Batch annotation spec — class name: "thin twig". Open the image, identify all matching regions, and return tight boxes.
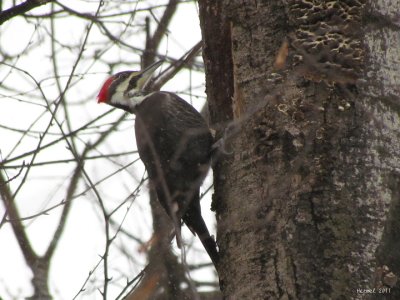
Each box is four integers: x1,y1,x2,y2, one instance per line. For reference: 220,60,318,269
116,267,148,300
2,151,138,169
0,106,118,165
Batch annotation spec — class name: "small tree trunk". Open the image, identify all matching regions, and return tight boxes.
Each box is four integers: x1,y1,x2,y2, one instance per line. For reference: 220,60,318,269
28,258,51,300
127,186,194,300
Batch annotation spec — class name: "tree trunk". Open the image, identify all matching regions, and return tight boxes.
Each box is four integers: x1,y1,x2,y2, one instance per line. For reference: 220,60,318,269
199,0,400,299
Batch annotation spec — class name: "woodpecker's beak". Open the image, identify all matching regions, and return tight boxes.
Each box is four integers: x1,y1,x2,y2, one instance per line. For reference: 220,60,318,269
135,60,164,92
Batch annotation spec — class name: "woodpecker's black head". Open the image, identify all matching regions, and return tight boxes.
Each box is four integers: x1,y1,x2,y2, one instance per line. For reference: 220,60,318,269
97,60,163,112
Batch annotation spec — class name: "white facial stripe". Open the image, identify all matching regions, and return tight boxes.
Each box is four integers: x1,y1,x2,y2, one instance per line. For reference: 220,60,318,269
128,92,154,108
110,91,154,110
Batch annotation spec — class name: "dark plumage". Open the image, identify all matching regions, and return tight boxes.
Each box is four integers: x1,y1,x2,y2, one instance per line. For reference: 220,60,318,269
134,92,219,267
97,61,220,267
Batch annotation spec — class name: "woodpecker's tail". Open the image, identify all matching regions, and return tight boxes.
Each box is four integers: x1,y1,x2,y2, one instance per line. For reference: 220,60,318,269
182,202,220,268
197,221,220,268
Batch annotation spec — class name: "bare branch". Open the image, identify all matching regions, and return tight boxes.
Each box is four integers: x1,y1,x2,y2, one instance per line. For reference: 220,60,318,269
143,0,178,65
0,0,54,25
1,107,118,165
152,41,202,91
44,163,82,260
0,171,38,266
0,161,25,183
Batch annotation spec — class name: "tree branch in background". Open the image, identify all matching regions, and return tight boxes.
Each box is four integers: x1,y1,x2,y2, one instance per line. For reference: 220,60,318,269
152,40,202,91
0,171,37,267
0,171,52,298
143,0,178,65
0,0,54,25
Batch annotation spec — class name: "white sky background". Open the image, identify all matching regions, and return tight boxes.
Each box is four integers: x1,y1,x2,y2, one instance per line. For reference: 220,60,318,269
0,1,216,299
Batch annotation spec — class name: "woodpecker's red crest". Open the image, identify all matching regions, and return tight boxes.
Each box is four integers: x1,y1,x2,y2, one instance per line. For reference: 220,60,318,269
97,76,114,103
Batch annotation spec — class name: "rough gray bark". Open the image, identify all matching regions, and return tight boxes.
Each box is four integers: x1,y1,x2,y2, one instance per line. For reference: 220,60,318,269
365,1,400,298
199,0,400,299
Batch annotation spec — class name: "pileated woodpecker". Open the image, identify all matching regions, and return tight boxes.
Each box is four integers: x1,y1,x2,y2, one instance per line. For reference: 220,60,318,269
97,61,219,267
